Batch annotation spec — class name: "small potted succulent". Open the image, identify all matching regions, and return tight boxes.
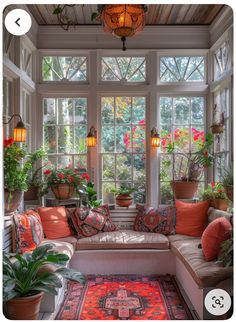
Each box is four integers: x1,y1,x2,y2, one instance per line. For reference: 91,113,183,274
201,182,229,211
111,185,137,208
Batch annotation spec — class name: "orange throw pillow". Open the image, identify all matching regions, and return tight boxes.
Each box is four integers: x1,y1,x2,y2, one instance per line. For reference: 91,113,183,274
201,217,232,261
38,206,73,239
175,200,209,237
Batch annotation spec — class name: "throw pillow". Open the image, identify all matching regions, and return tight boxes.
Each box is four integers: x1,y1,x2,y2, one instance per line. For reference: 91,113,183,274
13,209,43,253
66,205,118,238
134,204,175,235
201,217,232,261
37,206,73,239
175,200,209,237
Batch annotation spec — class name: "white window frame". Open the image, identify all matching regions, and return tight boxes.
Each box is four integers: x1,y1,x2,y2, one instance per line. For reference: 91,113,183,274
99,94,148,205
99,53,148,85
157,49,208,85
158,94,207,205
39,50,90,84
42,94,89,171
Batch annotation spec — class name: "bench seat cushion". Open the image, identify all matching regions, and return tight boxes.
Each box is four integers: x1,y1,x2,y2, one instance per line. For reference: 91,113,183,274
171,239,233,287
76,229,169,250
41,239,74,260
168,234,199,243
53,235,78,250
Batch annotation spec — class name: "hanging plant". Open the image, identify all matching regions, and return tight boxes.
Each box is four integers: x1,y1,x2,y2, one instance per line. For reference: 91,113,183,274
210,104,225,134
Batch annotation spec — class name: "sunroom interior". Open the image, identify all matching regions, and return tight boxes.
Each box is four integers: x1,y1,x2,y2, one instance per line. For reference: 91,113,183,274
2,3,234,321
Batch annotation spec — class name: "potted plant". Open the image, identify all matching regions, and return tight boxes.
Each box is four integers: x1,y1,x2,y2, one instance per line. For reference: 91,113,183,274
164,132,214,199
210,105,224,134
221,163,233,202
4,138,35,213
201,182,229,211
82,181,102,209
218,229,233,267
3,243,85,320
24,148,46,201
111,185,137,207
43,167,90,200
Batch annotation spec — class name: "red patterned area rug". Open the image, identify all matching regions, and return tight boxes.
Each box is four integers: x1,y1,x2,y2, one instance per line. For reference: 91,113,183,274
56,275,193,320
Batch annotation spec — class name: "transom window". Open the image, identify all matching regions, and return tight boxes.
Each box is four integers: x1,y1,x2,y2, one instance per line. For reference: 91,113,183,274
160,56,205,82
159,96,205,204
101,96,146,204
43,97,87,170
42,56,87,81
101,57,146,82
214,41,230,80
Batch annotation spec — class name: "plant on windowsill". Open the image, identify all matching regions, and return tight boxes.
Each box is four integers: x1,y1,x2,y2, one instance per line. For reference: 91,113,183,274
24,147,46,201
4,138,44,213
221,163,233,202
210,105,225,134
42,167,90,200
3,243,85,320
201,182,229,211
163,130,214,199
82,181,102,209
110,185,137,208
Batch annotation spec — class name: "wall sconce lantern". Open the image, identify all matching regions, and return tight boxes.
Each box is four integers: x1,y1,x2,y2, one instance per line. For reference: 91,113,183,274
3,114,27,142
86,126,97,147
151,127,160,148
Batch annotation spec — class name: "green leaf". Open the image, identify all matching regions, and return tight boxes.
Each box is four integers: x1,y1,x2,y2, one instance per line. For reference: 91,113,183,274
91,12,99,21
53,7,63,15
55,267,85,284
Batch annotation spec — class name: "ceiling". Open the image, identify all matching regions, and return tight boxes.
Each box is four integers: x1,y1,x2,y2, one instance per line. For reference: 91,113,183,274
27,4,224,26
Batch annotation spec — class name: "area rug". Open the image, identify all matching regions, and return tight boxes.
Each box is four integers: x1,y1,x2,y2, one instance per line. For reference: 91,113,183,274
56,275,193,320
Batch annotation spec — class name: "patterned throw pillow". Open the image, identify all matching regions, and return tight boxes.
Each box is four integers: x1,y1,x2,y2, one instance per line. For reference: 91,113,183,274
66,205,118,238
134,205,175,235
13,209,44,253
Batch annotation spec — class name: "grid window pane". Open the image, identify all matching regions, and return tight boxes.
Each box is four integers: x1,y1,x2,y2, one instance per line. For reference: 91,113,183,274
43,97,88,170
101,96,146,204
160,96,205,204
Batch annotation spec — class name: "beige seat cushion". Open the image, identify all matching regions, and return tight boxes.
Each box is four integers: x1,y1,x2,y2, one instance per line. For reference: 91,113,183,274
208,208,232,223
168,234,199,243
41,239,74,260
171,239,233,287
53,235,78,250
76,229,169,250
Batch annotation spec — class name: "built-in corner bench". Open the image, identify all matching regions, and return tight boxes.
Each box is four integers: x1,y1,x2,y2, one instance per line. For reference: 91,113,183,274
3,208,233,319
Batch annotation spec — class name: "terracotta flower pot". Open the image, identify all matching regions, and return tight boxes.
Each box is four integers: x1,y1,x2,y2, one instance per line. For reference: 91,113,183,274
24,186,39,201
51,184,75,200
171,181,199,199
211,199,229,211
116,194,133,207
4,190,24,213
5,292,44,320
211,124,224,134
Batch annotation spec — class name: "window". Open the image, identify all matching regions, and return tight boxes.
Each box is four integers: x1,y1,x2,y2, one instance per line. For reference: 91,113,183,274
214,41,230,80
3,77,13,138
21,45,32,77
213,88,230,180
101,96,146,204
22,90,31,149
42,56,87,81
101,57,146,82
159,96,205,204
160,56,205,82
43,97,88,170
